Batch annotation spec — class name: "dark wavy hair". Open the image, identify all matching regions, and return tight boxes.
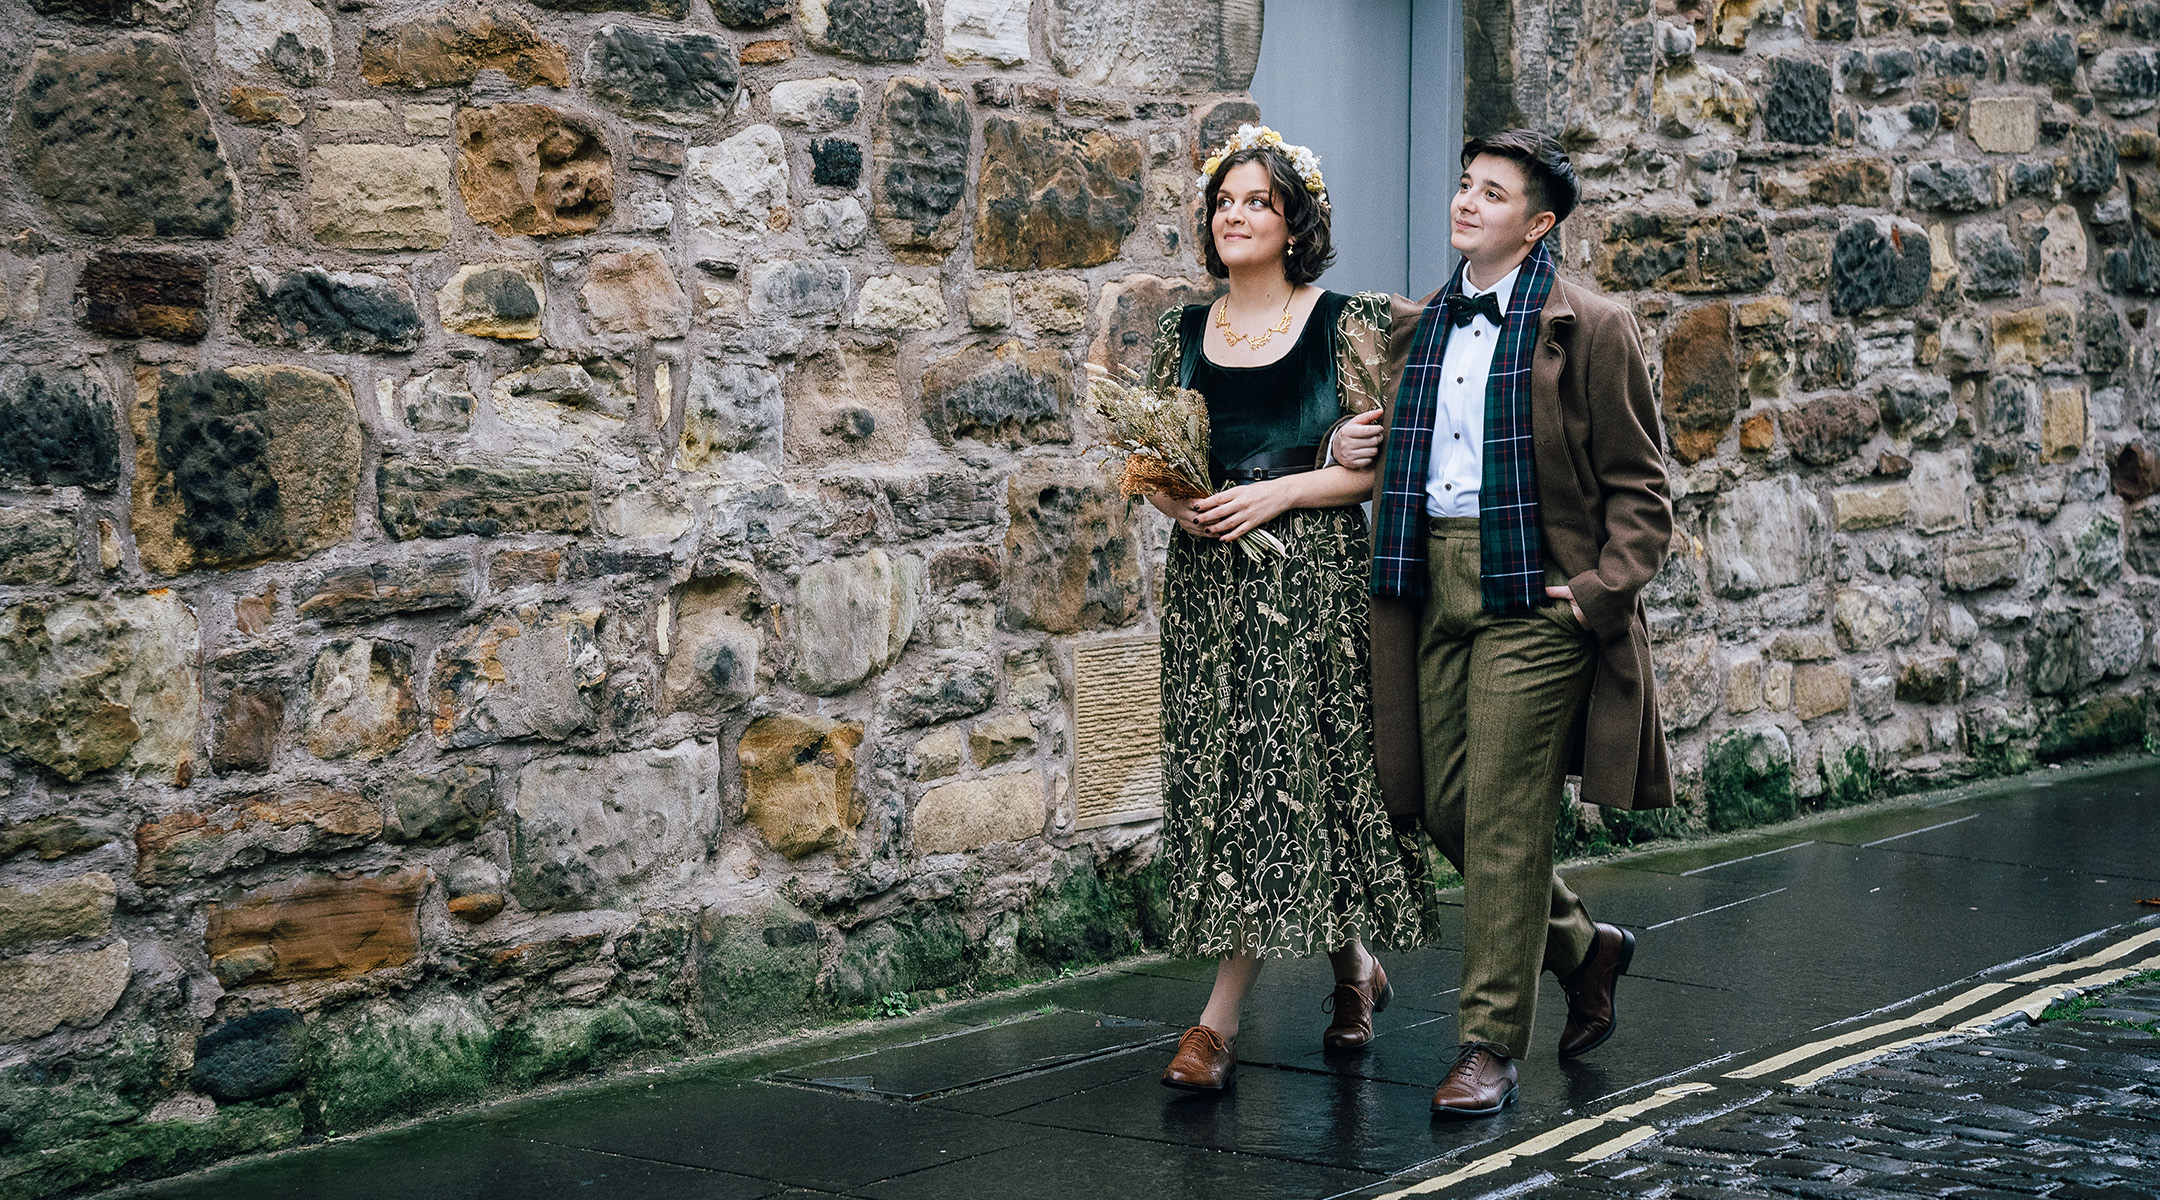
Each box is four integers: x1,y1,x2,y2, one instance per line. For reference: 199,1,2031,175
1197,146,1335,285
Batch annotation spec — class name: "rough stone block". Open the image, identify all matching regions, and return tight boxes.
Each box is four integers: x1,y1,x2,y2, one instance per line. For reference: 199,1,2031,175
801,0,930,61
922,341,1072,443
1781,393,1880,466
212,688,283,774
1991,302,2075,367
915,773,1043,853
1968,96,2038,153
968,712,1036,767
1653,63,1756,137
1830,482,1909,529
430,609,601,748
377,454,592,539
309,145,452,250
512,741,719,910
9,39,238,238
885,658,998,727
0,943,130,1043
2064,127,2119,195
1706,477,1829,598
1833,585,1926,651
587,26,736,124
0,874,115,947
1003,459,1142,631
663,583,761,714
191,1009,305,1102
0,509,77,586
854,275,947,330
1758,158,1889,209
233,267,422,353
295,554,472,624
1655,634,1720,733
2092,48,2160,103
794,550,921,693
2041,383,2086,461
377,765,496,845
360,3,569,87
304,639,418,761
129,365,361,575
810,138,863,188
772,77,864,131
870,77,972,253
804,196,870,249
944,0,1029,64
1907,448,1972,532
976,118,1144,270
1792,662,1853,720
206,872,424,984
213,0,333,83
135,787,381,884
1662,302,1738,464
0,367,120,491
1906,160,1997,211
1830,216,1930,314
583,249,689,339
1763,56,1834,144
686,125,789,240
679,360,783,466
455,106,612,237
1047,0,1261,91
1944,532,2024,590
77,252,209,343
1956,222,2025,298
1088,275,1216,378
438,262,544,340
739,714,863,858
1704,726,1795,832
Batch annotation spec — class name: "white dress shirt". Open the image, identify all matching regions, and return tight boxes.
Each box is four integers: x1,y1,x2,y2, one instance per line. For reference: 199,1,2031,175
1424,264,1520,519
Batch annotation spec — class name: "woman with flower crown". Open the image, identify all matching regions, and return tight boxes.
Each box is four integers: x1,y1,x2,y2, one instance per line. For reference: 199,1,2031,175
1148,126,1440,1092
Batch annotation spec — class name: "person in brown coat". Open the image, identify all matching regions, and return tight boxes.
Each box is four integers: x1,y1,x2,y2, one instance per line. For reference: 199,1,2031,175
1330,129,1675,1118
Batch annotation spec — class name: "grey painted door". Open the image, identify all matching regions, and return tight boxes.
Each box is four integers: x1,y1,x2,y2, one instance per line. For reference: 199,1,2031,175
1249,0,1462,298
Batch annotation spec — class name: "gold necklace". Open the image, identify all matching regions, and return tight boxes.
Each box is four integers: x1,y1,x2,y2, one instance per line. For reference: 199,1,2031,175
1214,290,1294,349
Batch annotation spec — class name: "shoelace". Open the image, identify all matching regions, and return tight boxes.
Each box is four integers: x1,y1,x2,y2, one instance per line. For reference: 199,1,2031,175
1319,981,1369,1016
1444,1046,1489,1084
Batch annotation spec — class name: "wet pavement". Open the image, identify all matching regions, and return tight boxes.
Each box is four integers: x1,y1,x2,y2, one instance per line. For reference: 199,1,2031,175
120,759,2160,1200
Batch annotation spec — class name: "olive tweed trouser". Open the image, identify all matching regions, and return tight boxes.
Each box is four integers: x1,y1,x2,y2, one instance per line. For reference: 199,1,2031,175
1418,518,1601,1059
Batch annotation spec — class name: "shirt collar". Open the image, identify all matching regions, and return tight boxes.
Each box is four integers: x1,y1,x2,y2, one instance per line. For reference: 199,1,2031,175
1462,263,1520,315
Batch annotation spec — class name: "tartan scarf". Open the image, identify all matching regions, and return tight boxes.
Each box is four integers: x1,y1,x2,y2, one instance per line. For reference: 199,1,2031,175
1371,240,1557,612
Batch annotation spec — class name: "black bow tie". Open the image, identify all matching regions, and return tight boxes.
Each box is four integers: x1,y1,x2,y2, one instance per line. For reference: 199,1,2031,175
1444,290,1505,328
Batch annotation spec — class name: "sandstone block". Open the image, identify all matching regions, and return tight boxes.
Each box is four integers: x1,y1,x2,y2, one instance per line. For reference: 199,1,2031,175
1662,302,1737,464
794,550,922,693
679,360,783,467
9,39,238,239
295,554,472,624
771,77,864,131
886,472,1000,537
1088,275,1215,377
1944,532,2023,590
360,3,569,88
130,365,361,575
801,0,929,61
914,726,964,780
1654,634,1720,733
976,118,1143,270
316,99,397,134
77,252,209,343
378,454,591,539
135,786,381,884
377,765,496,845
944,0,1029,64
234,267,422,353
512,741,719,910
2041,383,2085,462
2064,127,2118,195
588,26,736,124
430,609,601,748
456,106,612,237
305,639,418,761
873,77,972,252
1830,482,1909,530
1047,0,1261,91
0,943,130,1043
438,262,544,339
1014,276,1087,334
968,712,1035,767
685,125,789,240
583,249,689,339
309,145,451,250
1652,63,1756,137
915,774,1042,853
0,874,115,947
0,509,76,586
922,341,1071,443
0,367,120,491
1004,458,1142,631
663,587,760,714
1706,477,1829,598
206,872,424,984
1907,449,1972,532
212,688,283,774
1991,302,2075,368
1758,158,1890,209
1600,212,1774,294
785,342,907,464
1967,96,2037,154
854,275,946,330
2092,48,2160,104
1792,662,1852,720
739,715,863,858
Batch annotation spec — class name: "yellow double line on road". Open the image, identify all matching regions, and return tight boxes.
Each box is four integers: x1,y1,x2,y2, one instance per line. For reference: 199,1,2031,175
1373,924,2160,1197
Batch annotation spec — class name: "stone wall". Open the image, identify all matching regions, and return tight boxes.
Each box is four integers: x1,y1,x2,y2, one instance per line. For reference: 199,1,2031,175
0,0,1251,1189
1492,0,2160,835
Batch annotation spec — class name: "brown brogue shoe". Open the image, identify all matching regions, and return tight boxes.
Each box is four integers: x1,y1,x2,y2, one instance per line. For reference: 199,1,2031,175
1322,960,1394,1051
1430,1043,1517,1117
1557,922,1636,1059
1161,1025,1237,1091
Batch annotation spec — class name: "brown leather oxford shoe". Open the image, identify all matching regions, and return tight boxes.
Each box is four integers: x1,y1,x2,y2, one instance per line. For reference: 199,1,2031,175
1322,960,1393,1051
1430,1043,1517,1117
1161,1025,1237,1091
1558,922,1636,1059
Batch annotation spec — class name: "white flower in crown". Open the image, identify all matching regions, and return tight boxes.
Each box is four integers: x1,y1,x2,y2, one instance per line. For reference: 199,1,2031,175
1193,123,1329,205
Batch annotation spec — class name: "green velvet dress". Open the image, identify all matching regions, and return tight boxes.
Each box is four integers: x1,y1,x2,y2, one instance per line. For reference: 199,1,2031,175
1148,291,1439,960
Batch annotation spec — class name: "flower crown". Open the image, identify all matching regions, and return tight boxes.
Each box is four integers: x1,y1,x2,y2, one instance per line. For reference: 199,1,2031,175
1196,124,1328,207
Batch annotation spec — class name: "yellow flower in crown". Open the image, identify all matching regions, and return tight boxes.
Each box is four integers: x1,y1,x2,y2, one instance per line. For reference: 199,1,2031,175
1194,123,1328,207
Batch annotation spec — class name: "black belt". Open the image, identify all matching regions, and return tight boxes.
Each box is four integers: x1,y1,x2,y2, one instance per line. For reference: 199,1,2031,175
1212,446,1321,485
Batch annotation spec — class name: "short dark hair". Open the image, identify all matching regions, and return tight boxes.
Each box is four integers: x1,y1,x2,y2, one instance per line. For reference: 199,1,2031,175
1197,146,1335,285
1461,129,1580,233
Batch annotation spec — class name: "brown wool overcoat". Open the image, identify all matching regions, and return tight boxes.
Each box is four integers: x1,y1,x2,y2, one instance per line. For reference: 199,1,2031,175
1360,276,1677,813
